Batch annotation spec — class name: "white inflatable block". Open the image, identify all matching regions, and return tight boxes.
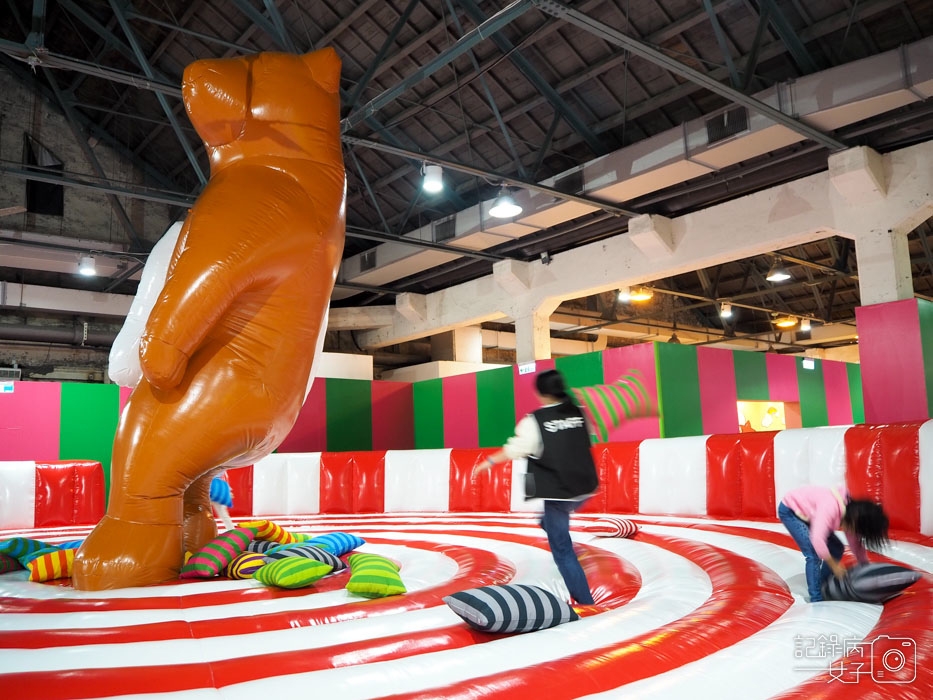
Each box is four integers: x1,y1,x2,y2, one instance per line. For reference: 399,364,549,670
285,454,321,515
0,461,36,529
251,454,290,515
773,429,812,514
384,449,452,512
806,426,850,489
638,435,709,515
918,420,933,535
510,458,543,513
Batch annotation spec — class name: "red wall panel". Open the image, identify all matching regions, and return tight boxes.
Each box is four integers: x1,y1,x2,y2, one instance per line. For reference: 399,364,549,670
449,449,511,512
706,435,744,517
593,442,640,513
738,432,777,517
278,380,327,453
320,451,386,513
443,374,479,448
577,445,608,514
844,426,884,502
371,382,414,450
319,452,354,513
34,460,104,527
352,451,386,513
225,465,253,517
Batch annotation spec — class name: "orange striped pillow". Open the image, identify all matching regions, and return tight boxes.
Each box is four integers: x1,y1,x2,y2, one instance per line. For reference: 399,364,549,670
238,520,298,545
26,548,76,582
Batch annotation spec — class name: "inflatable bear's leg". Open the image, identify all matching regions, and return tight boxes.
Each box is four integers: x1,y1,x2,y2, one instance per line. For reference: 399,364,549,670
183,471,221,553
74,381,250,590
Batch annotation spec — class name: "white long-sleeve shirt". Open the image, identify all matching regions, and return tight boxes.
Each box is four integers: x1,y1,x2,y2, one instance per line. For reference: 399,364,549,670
502,403,594,461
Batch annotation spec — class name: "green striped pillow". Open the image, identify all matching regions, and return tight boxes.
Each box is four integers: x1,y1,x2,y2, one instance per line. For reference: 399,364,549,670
254,557,332,589
179,526,256,579
345,553,406,598
0,538,52,566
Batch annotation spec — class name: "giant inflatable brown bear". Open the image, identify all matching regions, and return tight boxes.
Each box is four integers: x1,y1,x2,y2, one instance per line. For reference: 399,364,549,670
73,49,345,590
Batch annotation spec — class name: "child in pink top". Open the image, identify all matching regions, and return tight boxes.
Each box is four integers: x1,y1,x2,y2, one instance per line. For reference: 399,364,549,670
779,485,888,602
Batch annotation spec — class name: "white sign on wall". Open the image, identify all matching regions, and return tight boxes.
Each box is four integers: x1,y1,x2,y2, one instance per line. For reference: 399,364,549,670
518,362,537,376
0,382,13,394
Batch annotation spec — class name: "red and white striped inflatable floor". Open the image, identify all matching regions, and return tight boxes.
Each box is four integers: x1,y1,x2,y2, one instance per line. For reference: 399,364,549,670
2,513,932,699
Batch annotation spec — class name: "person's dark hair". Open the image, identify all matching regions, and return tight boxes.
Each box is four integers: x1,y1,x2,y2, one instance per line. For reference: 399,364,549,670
535,369,569,401
844,500,889,550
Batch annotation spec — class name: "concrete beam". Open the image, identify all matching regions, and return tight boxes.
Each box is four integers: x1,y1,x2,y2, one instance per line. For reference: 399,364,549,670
493,259,533,296
0,282,133,317
628,213,676,259
829,146,886,205
326,306,395,330
357,141,933,351
396,292,428,323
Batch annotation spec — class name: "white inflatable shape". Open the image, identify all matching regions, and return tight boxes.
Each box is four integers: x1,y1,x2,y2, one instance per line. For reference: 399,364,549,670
384,449,452,512
108,222,183,388
109,222,326,402
0,461,38,529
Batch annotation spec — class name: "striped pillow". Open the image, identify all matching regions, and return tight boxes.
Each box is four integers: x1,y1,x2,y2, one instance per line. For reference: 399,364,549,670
254,557,332,588
580,517,639,538
0,553,22,574
822,563,922,603
265,544,346,572
246,539,279,554
238,520,298,545
444,584,579,633
345,553,406,598
179,526,256,579
26,548,76,582
307,532,365,556
571,370,656,442
224,552,268,580
0,538,52,566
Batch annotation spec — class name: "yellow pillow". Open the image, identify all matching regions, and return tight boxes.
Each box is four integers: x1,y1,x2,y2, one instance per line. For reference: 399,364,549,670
345,553,406,598
238,520,298,545
254,557,332,589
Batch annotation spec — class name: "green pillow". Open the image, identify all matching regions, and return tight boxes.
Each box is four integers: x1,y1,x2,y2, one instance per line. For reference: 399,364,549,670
0,538,52,566
254,557,332,589
345,553,406,598
179,526,256,579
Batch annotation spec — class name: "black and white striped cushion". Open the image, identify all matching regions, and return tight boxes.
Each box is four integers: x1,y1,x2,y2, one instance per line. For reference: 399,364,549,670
443,584,579,633
822,562,921,603
263,544,346,572
246,539,279,554
580,516,638,538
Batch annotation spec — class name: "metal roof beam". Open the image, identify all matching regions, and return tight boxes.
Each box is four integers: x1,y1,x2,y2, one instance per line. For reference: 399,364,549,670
532,0,847,151
702,0,740,88
755,0,818,74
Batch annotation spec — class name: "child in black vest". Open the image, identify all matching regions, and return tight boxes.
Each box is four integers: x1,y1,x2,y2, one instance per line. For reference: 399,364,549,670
474,369,598,605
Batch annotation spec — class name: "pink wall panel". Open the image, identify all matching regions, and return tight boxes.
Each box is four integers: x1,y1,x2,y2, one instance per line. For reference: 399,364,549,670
118,387,133,417
823,360,854,425
371,381,414,450
856,299,927,423
766,354,799,402
443,373,478,448
697,347,739,435
513,358,555,423
277,379,327,453
0,381,61,461
601,344,660,441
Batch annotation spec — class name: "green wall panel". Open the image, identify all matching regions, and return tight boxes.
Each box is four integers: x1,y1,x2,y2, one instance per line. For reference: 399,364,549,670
476,367,516,448
847,362,865,424
554,350,604,390
325,379,372,451
413,378,444,449
917,298,933,418
59,383,120,502
733,350,769,400
796,357,829,427
655,343,703,438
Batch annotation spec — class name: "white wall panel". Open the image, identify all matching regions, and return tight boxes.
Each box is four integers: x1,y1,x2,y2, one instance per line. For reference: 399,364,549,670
918,420,933,535
251,454,290,515
638,436,709,515
384,449,451,512
284,454,321,515
0,461,35,529
807,426,850,489
773,429,811,514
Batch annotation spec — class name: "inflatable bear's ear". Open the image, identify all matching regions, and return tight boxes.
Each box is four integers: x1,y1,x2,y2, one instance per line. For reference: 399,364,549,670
182,57,249,147
302,47,341,94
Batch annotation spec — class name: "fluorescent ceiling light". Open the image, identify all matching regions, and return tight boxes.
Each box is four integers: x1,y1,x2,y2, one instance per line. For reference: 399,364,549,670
78,255,96,276
489,188,522,218
422,163,443,193
720,302,732,318
800,318,811,332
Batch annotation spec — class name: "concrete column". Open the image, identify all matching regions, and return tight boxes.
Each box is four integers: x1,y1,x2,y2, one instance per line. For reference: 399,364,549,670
514,307,555,364
854,228,913,306
430,325,483,363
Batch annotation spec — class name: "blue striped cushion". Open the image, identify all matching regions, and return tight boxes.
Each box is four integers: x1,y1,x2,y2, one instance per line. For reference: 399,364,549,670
306,532,365,556
444,584,579,633
265,544,346,572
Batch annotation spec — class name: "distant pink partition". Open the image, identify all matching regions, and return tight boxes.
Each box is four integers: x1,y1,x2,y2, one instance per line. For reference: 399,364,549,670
443,373,478,448
601,343,660,441
857,299,927,423
278,379,327,453
766,354,799,402
0,381,61,461
118,387,133,417
513,358,556,424
697,347,739,434
371,381,414,450
823,360,853,425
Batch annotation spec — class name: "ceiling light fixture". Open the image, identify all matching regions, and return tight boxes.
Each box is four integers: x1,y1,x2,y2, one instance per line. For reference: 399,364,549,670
720,302,732,318
618,286,631,302
422,163,443,193
775,316,797,328
630,286,654,301
766,259,791,282
78,255,97,277
489,188,522,218
800,318,812,332
668,331,681,344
